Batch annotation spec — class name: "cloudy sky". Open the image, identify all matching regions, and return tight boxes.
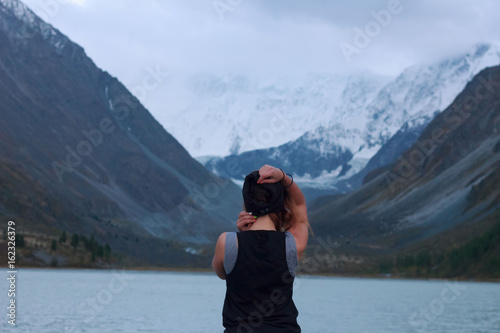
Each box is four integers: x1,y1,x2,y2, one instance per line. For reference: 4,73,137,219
20,0,500,81
18,0,500,152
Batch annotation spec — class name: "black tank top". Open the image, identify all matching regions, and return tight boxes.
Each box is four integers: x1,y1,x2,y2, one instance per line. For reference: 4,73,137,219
222,230,301,332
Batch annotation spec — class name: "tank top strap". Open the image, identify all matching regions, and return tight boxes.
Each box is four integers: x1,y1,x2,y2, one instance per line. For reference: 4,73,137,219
224,231,297,276
285,231,298,276
223,232,238,275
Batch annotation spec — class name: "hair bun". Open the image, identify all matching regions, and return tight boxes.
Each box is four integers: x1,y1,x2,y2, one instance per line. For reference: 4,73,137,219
242,170,285,217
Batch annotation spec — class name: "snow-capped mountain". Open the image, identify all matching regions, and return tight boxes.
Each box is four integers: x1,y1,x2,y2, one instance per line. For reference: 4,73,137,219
0,0,70,52
160,71,390,157
308,64,500,269
204,43,500,189
364,43,500,147
160,43,499,167
328,42,500,179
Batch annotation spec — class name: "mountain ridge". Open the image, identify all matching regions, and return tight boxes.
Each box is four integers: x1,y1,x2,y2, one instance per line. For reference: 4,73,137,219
202,43,500,193
0,0,240,267
305,65,500,275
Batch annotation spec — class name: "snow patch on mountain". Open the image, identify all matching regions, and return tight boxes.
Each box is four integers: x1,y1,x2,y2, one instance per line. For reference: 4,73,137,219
160,43,500,170
363,43,500,148
201,43,500,190
160,71,390,157
337,43,500,169
0,0,70,52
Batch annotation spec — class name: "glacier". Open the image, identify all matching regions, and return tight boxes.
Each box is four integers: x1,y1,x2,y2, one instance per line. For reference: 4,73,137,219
160,43,500,187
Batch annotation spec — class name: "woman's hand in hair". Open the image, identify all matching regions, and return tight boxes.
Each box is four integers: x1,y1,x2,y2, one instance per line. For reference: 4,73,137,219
236,211,257,231
258,165,310,258
257,164,283,184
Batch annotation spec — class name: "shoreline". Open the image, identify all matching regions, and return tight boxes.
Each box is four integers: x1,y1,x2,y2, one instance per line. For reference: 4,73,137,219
5,265,500,283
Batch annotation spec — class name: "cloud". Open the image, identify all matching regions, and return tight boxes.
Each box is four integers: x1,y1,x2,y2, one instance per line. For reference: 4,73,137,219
19,0,500,81
67,0,85,6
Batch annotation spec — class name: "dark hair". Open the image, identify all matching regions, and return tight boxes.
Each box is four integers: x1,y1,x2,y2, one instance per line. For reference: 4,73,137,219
269,192,296,231
242,171,284,217
242,170,297,231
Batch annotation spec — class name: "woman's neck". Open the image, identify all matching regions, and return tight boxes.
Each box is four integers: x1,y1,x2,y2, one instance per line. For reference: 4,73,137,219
248,215,276,231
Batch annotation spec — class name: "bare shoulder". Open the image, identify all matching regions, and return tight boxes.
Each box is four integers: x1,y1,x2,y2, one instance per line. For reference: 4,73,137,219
212,232,229,279
216,232,228,249
217,232,228,242
287,216,309,260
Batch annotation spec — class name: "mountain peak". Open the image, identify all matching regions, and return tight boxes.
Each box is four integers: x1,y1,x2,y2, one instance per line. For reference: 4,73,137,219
469,42,500,59
0,0,241,265
0,0,70,52
204,42,500,191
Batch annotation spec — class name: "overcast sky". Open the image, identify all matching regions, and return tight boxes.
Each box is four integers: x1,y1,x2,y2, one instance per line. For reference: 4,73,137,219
20,0,500,84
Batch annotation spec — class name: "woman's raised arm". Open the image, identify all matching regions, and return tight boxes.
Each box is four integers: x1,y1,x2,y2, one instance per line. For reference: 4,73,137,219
257,165,309,259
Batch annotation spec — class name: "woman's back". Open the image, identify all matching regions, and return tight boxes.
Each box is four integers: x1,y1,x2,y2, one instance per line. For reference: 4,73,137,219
213,165,310,332
222,230,301,333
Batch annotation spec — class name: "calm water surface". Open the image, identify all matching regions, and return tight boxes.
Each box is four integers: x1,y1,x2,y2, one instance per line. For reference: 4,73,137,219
1,269,499,332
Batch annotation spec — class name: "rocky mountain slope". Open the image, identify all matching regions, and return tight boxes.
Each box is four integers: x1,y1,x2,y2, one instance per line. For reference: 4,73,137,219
0,0,240,267
204,44,500,192
305,65,500,273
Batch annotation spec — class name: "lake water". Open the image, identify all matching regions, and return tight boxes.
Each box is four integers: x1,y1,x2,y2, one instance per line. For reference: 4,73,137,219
1,269,499,332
